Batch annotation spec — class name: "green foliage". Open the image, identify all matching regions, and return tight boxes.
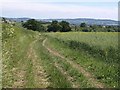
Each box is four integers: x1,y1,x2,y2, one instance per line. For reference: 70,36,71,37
47,20,62,32
47,21,71,32
22,19,45,32
2,17,7,23
2,23,15,39
71,23,118,32
60,21,71,32
80,23,87,27
82,28,90,32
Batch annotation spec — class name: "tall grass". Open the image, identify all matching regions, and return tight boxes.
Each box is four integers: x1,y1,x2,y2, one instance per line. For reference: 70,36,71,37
46,32,118,64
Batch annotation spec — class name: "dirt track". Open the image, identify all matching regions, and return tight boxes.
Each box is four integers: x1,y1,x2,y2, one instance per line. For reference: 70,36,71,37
43,38,104,88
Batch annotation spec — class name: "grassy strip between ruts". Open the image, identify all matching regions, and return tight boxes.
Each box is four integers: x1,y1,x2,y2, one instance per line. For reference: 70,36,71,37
25,35,50,88
34,37,72,88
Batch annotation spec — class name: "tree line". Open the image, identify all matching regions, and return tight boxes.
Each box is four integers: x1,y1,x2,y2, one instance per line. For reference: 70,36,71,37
22,19,119,32
73,23,118,32
22,19,71,32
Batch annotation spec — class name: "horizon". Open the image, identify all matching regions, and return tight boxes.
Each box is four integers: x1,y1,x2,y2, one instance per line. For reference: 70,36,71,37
2,0,119,20
2,16,118,21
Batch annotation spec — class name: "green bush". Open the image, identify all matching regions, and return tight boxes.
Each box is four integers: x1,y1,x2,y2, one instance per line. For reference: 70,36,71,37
22,19,45,32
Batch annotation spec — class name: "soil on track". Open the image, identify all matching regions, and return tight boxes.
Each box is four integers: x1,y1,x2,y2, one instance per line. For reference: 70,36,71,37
13,37,50,88
27,37,50,88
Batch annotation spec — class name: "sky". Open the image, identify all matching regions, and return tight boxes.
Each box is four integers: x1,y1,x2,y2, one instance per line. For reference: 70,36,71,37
1,0,119,20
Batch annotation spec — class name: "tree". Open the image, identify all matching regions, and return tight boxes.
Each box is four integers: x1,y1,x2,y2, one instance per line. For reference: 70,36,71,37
47,20,62,32
90,25,97,32
47,20,71,32
22,19,45,32
2,17,7,23
59,21,71,32
82,29,89,32
80,23,87,27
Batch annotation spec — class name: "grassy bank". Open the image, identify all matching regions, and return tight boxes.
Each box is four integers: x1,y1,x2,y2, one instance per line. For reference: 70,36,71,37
2,23,37,87
45,32,119,87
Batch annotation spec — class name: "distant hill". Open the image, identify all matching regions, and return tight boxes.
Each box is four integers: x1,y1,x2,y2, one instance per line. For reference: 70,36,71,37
6,17,31,22
4,17,118,26
41,18,118,26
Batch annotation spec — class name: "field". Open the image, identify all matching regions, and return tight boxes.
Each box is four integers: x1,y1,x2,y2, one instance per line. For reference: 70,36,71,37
45,32,118,63
2,22,119,88
45,32,119,87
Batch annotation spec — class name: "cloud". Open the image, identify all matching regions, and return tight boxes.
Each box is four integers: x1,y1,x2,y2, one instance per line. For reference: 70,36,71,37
2,1,118,20
2,0,119,2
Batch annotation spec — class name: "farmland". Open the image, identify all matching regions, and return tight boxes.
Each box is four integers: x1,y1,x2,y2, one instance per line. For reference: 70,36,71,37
45,32,119,87
2,22,119,88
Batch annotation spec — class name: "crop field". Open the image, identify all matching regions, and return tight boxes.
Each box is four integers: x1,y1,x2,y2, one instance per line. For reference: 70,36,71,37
46,32,118,49
45,32,118,63
2,22,119,88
